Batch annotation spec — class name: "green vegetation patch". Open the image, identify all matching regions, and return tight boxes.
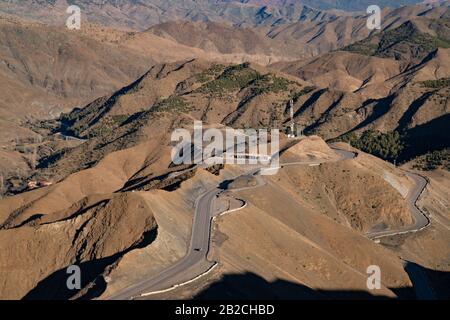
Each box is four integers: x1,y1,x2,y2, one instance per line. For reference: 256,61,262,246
251,74,296,95
338,130,405,162
421,78,450,89
290,86,315,100
378,26,450,53
88,125,114,138
198,62,261,97
195,64,226,83
152,96,192,113
65,122,86,137
343,21,450,58
111,114,129,125
343,41,378,56
413,149,450,171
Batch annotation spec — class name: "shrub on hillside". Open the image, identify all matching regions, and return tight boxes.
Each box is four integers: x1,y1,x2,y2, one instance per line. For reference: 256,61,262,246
413,149,450,171
336,130,404,162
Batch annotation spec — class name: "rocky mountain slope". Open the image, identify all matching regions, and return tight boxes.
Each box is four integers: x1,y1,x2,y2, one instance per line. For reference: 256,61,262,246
2,129,447,299
8,0,442,186
0,192,157,299
0,0,345,30
0,0,444,31
0,14,152,193
233,0,423,11
271,16,450,163
142,3,449,61
24,60,307,185
0,60,447,300
0,0,448,300
3,8,448,194
0,16,151,120
33,33,448,185
159,151,449,300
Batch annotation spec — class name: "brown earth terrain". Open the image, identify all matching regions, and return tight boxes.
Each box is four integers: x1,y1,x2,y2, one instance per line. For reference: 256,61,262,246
0,192,158,299
129,140,448,300
0,130,446,299
0,0,448,301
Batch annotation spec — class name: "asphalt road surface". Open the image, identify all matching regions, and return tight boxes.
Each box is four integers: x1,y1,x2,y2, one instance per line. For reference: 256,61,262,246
108,187,219,300
108,146,429,299
367,172,429,239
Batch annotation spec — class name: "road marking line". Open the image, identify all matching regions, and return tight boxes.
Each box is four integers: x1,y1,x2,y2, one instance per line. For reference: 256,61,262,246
139,263,218,297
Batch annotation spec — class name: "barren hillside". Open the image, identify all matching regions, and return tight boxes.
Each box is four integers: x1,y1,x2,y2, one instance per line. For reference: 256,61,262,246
2,133,445,299
0,0,448,302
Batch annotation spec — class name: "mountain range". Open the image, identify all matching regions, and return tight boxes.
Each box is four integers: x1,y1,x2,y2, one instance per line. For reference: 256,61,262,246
231,0,424,11
0,0,432,30
0,0,448,301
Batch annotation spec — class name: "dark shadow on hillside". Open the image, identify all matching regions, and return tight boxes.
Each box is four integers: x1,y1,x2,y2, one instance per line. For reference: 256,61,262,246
396,91,435,131
293,88,327,119
304,92,344,134
120,166,196,192
22,228,158,300
60,70,151,137
351,95,395,132
218,179,233,190
195,265,450,300
401,261,450,300
120,111,145,127
195,272,392,300
400,114,450,161
9,214,44,229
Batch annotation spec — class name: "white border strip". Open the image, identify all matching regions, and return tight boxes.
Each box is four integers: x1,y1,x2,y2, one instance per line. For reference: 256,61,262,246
138,199,247,297
140,263,218,297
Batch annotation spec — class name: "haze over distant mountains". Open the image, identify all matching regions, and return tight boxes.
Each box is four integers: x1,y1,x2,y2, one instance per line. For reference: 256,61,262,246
229,0,424,11
0,0,449,301
0,0,432,30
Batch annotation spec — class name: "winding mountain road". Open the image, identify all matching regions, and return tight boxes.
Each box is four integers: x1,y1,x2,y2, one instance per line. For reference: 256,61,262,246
367,172,429,239
108,146,429,300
